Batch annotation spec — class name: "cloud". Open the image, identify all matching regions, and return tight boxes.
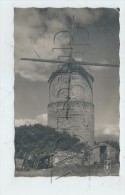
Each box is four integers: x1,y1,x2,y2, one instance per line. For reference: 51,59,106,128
15,113,48,127
14,8,65,81
14,8,118,82
103,125,119,136
95,123,119,141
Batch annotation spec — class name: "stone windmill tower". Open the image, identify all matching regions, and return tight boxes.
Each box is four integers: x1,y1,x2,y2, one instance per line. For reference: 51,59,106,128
48,61,94,147
21,16,119,148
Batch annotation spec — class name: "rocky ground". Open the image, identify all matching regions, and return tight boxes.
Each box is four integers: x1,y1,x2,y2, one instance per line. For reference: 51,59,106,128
15,163,119,177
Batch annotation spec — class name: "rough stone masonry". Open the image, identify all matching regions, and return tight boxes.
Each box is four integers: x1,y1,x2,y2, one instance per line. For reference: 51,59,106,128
48,62,94,147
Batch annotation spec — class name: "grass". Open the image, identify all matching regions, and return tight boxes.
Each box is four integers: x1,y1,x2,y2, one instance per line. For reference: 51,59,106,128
15,163,119,177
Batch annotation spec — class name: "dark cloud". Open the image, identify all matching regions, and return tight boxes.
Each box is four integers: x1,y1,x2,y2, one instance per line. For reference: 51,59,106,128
14,8,119,81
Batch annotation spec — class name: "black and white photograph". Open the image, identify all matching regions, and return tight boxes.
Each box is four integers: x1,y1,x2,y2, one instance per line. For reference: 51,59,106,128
14,8,120,177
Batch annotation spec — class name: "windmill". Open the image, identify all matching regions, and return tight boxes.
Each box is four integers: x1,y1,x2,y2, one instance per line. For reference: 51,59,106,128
21,16,119,146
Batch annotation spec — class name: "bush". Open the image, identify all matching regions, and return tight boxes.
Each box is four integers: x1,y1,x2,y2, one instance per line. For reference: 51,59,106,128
15,124,86,159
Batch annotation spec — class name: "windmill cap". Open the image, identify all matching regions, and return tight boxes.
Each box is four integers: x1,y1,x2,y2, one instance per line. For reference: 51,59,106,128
48,61,94,84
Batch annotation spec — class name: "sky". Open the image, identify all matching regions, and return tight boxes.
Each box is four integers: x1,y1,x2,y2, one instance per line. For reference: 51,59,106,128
14,8,119,141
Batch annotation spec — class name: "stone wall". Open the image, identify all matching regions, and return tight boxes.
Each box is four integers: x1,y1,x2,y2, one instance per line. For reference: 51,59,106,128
91,148,100,165
49,73,93,103
53,150,83,167
48,70,94,147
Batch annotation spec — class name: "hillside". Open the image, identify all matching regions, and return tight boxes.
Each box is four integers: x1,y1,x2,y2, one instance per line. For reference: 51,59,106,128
15,124,87,159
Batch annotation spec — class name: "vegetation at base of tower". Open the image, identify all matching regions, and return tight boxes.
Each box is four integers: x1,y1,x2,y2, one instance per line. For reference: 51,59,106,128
15,124,88,159
103,140,120,152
